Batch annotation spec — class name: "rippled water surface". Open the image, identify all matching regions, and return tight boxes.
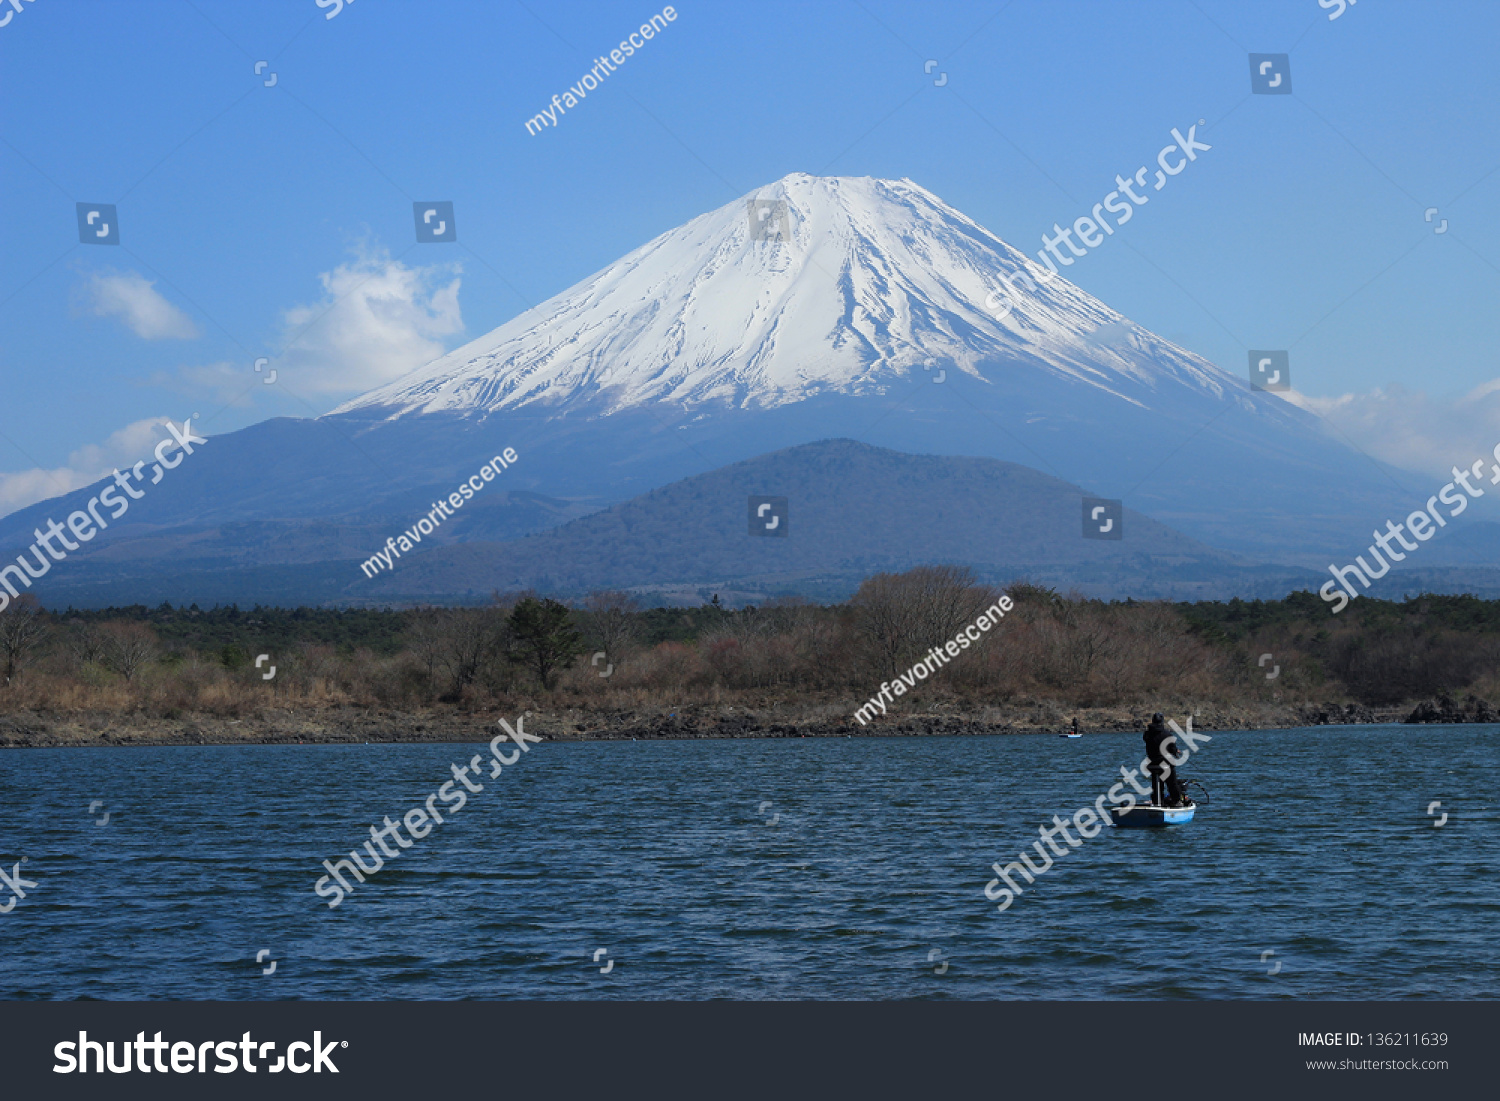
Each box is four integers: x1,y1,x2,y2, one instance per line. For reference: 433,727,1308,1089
1,725,1496,999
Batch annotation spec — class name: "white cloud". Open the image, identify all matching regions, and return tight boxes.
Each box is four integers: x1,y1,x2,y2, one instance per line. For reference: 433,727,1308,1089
153,244,464,404
83,270,200,340
0,417,201,520
1286,380,1500,478
275,245,463,395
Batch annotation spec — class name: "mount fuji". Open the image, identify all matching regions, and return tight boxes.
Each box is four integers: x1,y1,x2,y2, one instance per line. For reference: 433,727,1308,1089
1,173,1439,605
320,172,1410,560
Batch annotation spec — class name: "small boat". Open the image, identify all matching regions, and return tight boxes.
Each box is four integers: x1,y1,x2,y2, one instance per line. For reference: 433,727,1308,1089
1059,732,1082,738
1110,801,1196,827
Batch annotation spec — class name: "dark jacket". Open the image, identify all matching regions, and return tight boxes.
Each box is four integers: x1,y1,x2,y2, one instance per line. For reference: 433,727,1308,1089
1143,719,1170,764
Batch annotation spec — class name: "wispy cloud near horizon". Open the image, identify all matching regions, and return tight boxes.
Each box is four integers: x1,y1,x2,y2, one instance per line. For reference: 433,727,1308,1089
0,417,201,521
1288,380,1500,482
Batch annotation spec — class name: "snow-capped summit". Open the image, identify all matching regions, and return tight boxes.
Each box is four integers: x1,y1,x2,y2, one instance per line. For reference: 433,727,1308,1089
330,173,1262,422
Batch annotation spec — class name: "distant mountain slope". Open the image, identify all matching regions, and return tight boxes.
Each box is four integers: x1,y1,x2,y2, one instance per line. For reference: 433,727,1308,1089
357,439,1318,602
24,440,1500,610
0,476,601,608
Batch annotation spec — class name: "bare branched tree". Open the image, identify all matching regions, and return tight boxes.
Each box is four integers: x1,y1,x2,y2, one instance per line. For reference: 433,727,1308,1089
444,608,506,694
1054,599,1116,685
405,604,510,697
580,590,639,663
0,594,48,684
66,620,110,668
850,565,997,675
99,620,160,682
403,607,448,683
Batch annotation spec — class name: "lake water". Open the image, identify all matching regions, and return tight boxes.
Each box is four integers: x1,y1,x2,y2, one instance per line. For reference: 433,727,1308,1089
1,724,1495,1000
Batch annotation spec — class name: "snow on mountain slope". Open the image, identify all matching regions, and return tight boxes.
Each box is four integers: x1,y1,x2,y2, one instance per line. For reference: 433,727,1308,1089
331,173,1289,424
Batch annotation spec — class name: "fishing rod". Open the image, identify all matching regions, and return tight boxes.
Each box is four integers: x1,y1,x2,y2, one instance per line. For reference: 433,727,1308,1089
1180,778,1211,806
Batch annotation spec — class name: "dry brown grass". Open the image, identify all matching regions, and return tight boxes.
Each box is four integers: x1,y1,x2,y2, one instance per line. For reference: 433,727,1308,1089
0,583,1480,727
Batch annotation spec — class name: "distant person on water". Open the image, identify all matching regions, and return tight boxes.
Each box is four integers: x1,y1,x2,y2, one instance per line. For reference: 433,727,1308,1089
1143,712,1188,807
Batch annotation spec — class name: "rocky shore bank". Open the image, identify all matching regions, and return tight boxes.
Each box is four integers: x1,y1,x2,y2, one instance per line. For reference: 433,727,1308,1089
0,694,1477,748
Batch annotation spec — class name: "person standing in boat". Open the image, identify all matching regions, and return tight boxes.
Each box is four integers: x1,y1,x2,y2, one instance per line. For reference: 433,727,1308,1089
1143,713,1187,807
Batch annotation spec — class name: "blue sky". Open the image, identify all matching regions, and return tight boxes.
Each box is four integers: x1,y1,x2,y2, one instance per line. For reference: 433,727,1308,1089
3,0,1499,515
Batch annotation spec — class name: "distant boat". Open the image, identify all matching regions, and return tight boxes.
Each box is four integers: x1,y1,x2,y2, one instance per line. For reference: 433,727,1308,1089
1059,732,1082,738
1110,802,1196,827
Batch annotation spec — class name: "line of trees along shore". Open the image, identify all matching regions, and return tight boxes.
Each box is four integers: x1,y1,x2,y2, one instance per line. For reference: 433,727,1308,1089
3,567,1499,716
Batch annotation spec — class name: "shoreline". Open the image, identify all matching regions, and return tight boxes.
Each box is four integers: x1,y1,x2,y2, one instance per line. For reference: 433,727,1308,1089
0,700,1428,748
